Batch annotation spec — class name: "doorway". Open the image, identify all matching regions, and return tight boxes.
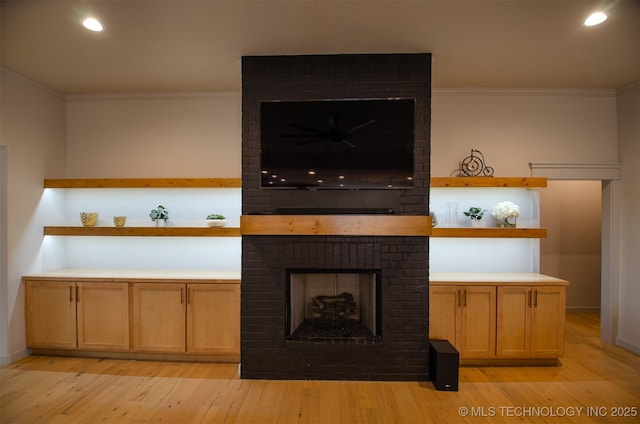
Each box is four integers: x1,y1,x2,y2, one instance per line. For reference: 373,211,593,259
530,162,622,345
0,146,7,361
540,180,602,312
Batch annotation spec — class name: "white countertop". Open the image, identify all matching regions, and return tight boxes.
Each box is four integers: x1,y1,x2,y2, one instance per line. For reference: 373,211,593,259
24,270,568,285
429,272,569,285
24,268,241,281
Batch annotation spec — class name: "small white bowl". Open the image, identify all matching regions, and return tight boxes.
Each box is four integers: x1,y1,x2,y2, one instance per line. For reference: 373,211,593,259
206,219,227,227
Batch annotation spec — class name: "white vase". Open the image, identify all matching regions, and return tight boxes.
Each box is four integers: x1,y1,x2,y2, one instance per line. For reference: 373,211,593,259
498,217,517,228
471,219,485,228
206,219,227,227
155,219,166,227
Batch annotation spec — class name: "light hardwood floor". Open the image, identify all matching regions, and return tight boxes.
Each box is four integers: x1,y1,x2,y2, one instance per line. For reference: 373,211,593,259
1,313,638,423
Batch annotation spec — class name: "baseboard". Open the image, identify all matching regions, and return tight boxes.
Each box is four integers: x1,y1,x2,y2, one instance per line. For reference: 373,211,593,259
566,307,601,313
0,348,29,365
615,337,640,355
460,358,560,367
29,348,239,363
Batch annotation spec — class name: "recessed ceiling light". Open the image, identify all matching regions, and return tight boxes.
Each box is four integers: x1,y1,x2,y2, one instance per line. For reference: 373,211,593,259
82,17,104,32
584,11,607,26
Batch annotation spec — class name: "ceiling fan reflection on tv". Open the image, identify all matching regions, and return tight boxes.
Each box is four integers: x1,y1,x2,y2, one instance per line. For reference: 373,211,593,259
281,115,376,148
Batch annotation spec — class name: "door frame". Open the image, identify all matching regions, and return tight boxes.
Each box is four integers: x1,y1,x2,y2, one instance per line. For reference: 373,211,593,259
530,162,622,345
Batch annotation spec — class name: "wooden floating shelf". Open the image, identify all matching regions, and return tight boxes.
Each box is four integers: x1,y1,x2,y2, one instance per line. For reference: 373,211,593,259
43,177,545,189
241,215,432,236
43,226,242,237
430,177,547,188
430,227,547,238
43,178,242,188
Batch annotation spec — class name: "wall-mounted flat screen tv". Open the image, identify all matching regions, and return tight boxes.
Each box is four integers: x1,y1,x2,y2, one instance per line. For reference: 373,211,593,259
260,98,415,189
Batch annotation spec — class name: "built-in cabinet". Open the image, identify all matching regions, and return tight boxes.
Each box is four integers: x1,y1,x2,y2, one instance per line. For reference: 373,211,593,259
29,178,243,361
133,283,185,353
26,281,78,350
429,273,568,361
428,176,568,363
26,280,129,351
133,282,240,354
429,285,496,358
24,274,240,360
496,285,566,358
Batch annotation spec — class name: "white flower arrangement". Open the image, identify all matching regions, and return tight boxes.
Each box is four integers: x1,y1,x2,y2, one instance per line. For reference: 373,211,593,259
491,201,520,227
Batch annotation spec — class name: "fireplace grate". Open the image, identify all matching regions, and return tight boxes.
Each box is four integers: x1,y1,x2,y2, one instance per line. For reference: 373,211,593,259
291,317,377,340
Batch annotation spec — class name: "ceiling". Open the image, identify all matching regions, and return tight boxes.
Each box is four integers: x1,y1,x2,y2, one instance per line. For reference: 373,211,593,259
1,0,638,95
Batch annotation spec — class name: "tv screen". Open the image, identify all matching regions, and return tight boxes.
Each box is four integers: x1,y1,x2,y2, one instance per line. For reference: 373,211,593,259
260,98,415,189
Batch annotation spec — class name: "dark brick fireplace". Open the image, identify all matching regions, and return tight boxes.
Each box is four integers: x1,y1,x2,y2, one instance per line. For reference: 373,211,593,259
241,54,431,381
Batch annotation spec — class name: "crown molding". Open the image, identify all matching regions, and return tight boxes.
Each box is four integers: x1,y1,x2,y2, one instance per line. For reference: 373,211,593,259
529,162,622,180
432,88,616,98
66,91,241,102
1,67,66,101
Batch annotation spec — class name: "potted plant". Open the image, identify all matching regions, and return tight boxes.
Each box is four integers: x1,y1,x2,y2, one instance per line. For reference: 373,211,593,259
150,205,169,226
206,213,226,227
463,207,487,227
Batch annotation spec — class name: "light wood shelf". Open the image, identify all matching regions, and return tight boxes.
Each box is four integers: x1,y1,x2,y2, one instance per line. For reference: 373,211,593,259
430,227,546,238
241,215,432,236
430,177,546,188
43,226,242,237
43,177,544,189
44,178,242,188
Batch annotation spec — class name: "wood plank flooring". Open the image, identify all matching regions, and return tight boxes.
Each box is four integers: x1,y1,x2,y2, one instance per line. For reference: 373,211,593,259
1,313,638,423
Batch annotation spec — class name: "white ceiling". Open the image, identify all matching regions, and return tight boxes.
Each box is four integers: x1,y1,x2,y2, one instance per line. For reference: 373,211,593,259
1,0,639,95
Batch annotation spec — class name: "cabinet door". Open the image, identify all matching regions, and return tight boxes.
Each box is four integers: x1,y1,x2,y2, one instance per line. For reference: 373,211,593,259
429,286,460,349
25,281,77,349
496,286,530,357
132,283,186,353
77,282,130,351
531,286,566,357
187,283,240,354
460,286,496,358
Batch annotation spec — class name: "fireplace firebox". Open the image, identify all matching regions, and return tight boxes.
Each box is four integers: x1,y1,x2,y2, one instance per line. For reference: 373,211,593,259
287,270,381,342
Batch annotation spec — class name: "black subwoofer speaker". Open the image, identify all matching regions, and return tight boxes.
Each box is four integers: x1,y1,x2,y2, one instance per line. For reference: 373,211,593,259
429,339,459,391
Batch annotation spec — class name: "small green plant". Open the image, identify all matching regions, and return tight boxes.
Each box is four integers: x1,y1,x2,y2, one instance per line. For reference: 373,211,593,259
206,213,225,220
149,205,169,221
463,207,486,220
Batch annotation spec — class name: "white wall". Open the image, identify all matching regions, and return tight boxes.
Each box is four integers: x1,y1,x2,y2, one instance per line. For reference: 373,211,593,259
58,93,244,273
0,69,67,363
66,93,241,178
431,89,618,177
616,81,640,354
65,89,618,180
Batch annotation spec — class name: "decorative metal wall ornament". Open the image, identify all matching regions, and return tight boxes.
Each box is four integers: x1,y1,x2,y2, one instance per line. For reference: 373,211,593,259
459,149,494,177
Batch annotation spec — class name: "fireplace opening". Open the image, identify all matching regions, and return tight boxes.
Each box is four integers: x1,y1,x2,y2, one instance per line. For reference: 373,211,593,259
286,269,381,342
